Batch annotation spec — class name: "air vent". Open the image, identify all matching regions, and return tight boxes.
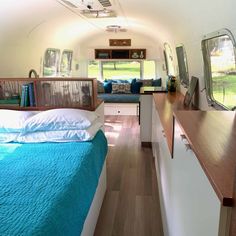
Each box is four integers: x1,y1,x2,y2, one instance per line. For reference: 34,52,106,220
59,0,116,18
98,0,112,7
60,0,79,8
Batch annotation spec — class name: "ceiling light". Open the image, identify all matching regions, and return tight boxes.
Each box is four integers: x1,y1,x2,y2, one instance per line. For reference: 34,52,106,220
81,9,116,18
106,25,127,33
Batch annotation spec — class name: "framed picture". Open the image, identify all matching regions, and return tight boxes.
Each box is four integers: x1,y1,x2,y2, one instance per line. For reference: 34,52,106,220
183,76,198,106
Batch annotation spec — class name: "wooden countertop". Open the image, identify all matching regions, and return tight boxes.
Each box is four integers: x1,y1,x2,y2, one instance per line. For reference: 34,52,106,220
153,92,236,206
174,110,236,206
153,92,195,154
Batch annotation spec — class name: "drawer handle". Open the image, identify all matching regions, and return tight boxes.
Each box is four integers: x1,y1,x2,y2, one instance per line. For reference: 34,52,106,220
180,134,187,140
162,130,166,138
185,143,192,151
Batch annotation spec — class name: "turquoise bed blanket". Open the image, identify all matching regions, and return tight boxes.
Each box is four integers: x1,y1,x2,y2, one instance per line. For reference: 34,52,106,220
0,130,107,236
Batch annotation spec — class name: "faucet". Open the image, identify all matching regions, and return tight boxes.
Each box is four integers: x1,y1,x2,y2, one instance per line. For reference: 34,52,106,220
28,69,39,78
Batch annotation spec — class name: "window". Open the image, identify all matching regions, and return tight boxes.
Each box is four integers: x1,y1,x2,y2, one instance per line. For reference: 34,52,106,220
164,43,175,76
143,60,156,79
60,50,73,76
102,61,141,80
87,60,156,81
43,49,60,76
202,29,236,110
88,60,100,79
176,45,189,87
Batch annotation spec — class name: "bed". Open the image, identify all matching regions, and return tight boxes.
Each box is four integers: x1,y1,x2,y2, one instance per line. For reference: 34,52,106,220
0,109,108,236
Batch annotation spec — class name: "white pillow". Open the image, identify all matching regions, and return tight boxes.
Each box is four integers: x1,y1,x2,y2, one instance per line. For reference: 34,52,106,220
17,122,103,143
0,132,19,143
23,108,99,133
0,110,36,132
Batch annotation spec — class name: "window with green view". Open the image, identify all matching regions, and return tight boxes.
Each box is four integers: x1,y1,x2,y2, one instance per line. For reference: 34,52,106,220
60,50,73,77
102,61,141,80
43,48,60,77
202,30,236,110
143,60,156,79
88,61,100,79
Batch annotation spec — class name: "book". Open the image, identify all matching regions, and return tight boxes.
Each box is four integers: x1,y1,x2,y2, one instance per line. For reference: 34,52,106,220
20,84,30,107
28,82,36,106
0,99,20,105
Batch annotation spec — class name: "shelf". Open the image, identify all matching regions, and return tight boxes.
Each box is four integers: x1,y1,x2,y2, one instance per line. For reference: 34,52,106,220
95,48,146,59
0,77,99,111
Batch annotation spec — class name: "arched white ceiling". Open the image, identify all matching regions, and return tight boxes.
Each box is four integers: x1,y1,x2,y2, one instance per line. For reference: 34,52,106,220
1,0,236,59
1,0,236,47
1,0,236,44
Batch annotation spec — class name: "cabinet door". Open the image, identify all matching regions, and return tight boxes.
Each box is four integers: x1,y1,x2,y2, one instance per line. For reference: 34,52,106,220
152,98,173,236
152,100,158,157
171,121,222,236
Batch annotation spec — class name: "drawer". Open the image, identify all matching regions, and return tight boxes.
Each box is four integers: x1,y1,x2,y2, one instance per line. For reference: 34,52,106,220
104,103,139,116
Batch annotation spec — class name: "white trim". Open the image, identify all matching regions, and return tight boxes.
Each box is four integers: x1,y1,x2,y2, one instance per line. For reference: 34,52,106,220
81,162,107,236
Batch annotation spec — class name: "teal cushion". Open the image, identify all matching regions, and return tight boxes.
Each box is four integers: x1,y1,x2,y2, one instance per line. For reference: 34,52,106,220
152,78,162,86
131,80,143,93
103,81,112,93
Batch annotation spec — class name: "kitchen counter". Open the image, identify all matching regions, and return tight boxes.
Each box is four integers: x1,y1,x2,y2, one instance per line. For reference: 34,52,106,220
174,110,236,206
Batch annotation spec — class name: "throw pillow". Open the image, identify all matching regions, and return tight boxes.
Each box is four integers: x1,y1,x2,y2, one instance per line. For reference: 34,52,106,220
112,83,131,94
139,79,153,86
131,80,142,93
97,80,105,93
103,81,112,93
152,78,162,87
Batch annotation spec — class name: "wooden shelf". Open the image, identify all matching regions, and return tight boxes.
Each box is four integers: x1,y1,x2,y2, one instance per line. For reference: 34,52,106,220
174,110,236,206
152,92,197,155
109,39,131,46
95,48,146,59
0,77,99,111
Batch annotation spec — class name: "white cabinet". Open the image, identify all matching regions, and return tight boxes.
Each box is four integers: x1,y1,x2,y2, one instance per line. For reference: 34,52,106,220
151,99,230,236
170,121,224,236
152,98,173,236
104,103,139,116
140,95,153,143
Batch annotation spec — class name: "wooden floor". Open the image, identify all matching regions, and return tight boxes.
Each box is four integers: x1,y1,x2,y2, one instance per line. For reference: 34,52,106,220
94,115,163,236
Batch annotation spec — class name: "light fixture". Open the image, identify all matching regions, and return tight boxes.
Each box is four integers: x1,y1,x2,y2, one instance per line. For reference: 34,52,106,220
81,8,116,18
106,25,127,33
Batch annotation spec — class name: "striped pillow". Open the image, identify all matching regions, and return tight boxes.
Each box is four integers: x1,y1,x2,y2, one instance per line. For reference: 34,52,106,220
139,79,153,86
112,83,131,94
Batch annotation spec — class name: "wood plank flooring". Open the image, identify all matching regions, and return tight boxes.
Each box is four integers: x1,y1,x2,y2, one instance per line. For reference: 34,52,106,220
94,115,163,236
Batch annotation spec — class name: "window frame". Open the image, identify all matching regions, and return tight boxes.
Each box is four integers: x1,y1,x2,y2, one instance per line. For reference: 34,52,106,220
88,59,157,81
164,42,175,76
43,48,60,77
202,28,236,110
60,50,73,77
143,60,156,79
176,44,189,87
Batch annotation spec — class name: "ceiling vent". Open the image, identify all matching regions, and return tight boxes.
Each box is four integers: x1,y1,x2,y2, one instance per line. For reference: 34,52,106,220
106,25,127,33
97,0,112,7
60,0,79,8
59,0,116,18
60,0,112,10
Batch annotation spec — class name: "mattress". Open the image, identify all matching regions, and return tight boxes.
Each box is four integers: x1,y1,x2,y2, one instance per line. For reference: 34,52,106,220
0,130,107,236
